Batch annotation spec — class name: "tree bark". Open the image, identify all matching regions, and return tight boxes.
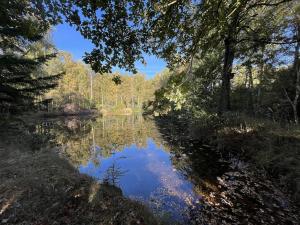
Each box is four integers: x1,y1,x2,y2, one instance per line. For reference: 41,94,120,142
100,85,104,106
293,24,300,124
219,37,235,113
284,24,300,124
293,105,298,124
257,48,265,107
247,64,254,114
90,74,93,102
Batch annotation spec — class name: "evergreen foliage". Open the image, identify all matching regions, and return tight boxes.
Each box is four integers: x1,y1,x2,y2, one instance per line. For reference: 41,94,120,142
0,0,61,112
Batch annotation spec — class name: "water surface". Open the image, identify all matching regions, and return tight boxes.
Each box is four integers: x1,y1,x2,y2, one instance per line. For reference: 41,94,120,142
40,115,206,223
35,115,300,224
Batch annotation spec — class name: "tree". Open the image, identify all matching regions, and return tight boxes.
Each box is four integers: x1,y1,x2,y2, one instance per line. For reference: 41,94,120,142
138,0,294,112
45,52,159,113
47,0,294,113
0,0,61,112
283,14,300,124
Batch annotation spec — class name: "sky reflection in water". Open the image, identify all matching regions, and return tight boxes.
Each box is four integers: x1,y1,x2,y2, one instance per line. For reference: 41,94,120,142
78,132,199,222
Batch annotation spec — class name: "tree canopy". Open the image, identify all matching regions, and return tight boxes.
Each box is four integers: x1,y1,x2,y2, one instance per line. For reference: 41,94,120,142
41,0,298,112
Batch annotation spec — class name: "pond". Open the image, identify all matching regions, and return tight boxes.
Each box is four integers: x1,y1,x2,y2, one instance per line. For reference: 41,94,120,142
35,115,298,225
36,115,213,223
80,139,199,222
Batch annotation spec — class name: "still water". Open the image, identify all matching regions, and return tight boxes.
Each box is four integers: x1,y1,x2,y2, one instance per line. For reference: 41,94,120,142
38,115,211,223
79,139,199,221
36,115,299,224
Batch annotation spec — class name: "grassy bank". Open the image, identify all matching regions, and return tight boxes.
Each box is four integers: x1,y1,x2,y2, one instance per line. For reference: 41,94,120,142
0,118,158,225
188,113,300,203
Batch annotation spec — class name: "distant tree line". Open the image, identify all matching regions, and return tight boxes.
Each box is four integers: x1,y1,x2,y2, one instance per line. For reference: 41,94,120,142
45,52,163,113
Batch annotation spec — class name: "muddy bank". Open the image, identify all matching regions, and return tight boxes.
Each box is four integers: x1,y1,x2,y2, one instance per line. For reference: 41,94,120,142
0,120,158,225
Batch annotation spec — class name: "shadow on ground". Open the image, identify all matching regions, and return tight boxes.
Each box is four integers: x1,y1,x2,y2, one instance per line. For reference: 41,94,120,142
154,117,300,225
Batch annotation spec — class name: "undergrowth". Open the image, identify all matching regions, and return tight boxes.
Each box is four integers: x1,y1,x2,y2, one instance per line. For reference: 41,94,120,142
189,112,300,203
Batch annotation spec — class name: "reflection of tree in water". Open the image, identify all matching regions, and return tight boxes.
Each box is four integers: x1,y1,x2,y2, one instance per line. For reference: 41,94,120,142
94,116,155,154
103,162,127,186
87,115,165,159
37,115,165,167
34,117,94,166
155,118,228,178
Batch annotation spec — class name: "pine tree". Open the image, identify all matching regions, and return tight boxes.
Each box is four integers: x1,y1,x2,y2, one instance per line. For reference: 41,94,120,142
0,0,61,112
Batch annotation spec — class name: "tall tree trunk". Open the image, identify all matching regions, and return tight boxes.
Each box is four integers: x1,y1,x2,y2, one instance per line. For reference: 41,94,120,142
293,24,300,124
101,85,104,106
284,24,300,124
293,105,298,124
131,81,134,109
219,37,235,113
90,74,93,103
247,64,254,114
257,47,265,107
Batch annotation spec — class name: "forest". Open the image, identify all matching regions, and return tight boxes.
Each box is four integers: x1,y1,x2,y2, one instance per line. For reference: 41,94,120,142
44,52,162,115
0,0,300,225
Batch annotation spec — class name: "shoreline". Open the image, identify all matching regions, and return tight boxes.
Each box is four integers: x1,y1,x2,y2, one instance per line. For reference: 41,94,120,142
0,119,160,225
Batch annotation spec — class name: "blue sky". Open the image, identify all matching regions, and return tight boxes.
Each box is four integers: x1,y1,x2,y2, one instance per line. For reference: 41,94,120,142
52,23,166,78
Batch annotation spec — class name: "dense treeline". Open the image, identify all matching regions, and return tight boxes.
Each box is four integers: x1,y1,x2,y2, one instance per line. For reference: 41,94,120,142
146,41,300,122
43,52,163,113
